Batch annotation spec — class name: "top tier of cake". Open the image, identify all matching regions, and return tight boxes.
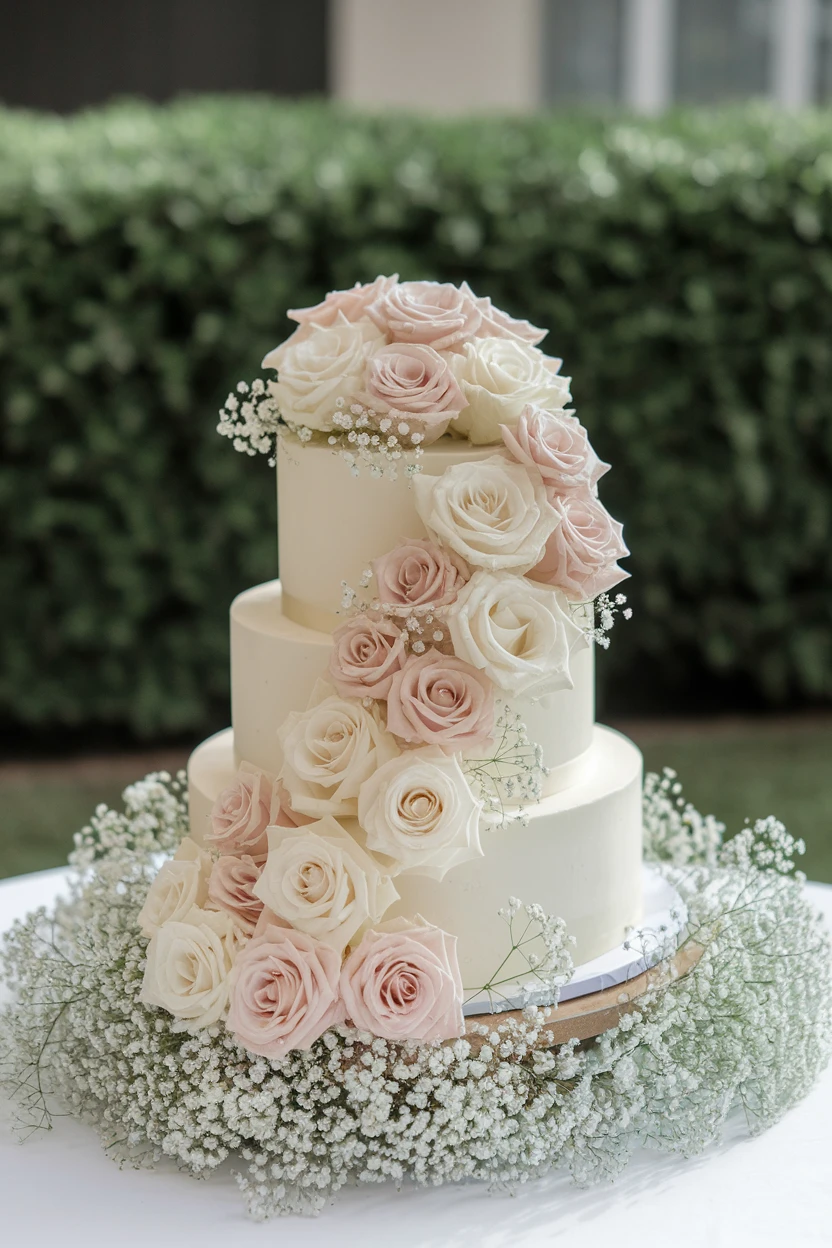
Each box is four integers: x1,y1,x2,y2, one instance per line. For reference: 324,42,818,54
277,432,494,632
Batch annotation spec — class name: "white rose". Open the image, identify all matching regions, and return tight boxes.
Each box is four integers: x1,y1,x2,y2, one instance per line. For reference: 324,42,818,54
137,838,212,939
451,337,571,445
446,571,586,698
264,313,384,432
253,817,398,953
413,456,559,573
357,748,483,881
278,681,399,819
139,906,245,1032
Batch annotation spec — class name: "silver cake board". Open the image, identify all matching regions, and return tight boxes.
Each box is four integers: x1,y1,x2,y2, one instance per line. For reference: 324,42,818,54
462,864,687,1017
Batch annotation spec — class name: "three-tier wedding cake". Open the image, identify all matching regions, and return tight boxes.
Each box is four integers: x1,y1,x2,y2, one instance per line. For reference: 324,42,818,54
145,277,642,1051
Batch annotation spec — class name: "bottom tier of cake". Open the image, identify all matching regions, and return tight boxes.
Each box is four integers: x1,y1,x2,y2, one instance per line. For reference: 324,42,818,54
188,725,643,991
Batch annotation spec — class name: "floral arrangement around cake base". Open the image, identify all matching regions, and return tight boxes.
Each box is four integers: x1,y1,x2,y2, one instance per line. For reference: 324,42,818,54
1,768,829,1221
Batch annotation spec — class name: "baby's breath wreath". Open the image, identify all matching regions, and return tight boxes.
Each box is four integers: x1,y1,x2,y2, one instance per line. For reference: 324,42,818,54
1,769,830,1220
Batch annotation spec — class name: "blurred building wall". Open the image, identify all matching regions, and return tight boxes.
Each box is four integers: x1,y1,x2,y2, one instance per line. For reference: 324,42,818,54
330,0,542,112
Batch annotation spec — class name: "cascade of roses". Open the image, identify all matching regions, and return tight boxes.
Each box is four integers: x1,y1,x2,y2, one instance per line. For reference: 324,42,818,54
140,283,629,1057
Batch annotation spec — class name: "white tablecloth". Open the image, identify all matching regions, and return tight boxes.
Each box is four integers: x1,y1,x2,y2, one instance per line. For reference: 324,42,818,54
1,868,830,1248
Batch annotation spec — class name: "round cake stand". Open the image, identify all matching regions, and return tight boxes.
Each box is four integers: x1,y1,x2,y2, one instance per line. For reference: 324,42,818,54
463,864,699,1047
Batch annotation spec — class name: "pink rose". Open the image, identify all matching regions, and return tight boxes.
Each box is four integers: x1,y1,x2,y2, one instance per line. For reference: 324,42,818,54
207,765,273,858
227,926,346,1059
528,488,629,600
271,779,314,828
367,280,482,352
386,649,494,752
207,855,264,935
502,404,609,494
329,615,407,700
461,282,548,346
364,344,466,445
340,921,464,1042
372,538,468,612
287,275,399,329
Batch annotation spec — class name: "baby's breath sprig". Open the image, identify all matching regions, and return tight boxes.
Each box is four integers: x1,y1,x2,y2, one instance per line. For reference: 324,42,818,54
575,591,632,649
217,379,281,463
339,570,455,653
465,899,575,1012
462,704,547,827
326,399,425,480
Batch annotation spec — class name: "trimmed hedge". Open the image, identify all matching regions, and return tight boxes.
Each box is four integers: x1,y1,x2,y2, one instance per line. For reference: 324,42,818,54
2,96,832,738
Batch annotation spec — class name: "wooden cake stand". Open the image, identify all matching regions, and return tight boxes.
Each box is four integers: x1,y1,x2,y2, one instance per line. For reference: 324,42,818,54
464,941,702,1049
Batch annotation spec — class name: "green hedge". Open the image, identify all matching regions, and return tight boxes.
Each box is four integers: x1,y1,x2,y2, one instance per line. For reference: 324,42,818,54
2,96,832,738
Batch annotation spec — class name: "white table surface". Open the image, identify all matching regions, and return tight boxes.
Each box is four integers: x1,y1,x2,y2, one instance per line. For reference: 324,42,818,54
1,867,830,1248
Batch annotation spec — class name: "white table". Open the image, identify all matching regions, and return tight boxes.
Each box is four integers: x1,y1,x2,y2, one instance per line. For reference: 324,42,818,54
2,868,831,1248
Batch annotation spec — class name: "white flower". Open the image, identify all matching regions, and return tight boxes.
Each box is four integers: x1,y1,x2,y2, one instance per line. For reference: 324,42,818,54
139,905,245,1032
413,456,559,573
253,817,398,953
357,748,484,880
279,680,399,819
263,313,384,432
450,337,571,445
446,570,586,698
137,837,212,939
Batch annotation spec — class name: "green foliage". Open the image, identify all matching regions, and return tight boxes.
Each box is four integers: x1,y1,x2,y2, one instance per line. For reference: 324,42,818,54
2,96,832,737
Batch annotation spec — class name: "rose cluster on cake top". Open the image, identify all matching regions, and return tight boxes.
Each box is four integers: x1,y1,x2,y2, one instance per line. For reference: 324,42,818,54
261,275,570,446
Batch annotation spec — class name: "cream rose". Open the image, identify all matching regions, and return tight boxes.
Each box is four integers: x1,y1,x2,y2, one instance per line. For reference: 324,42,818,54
340,918,464,1042
137,838,212,939
286,274,399,329
446,570,585,699
357,748,483,880
207,855,264,935
450,337,571,445
367,280,482,351
329,615,406,701
502,404,609,494
207,763,274,858
413,456,559,573
263,313,384,432
371,537,468,613
253,818,398,953
227,926,346,1059
364,343,466,445
385,649,494,752
139,906,244,1032
278,681,399,819
529,488,630,601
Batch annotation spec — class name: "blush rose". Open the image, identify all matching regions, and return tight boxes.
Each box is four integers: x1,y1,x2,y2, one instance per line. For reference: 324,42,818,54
501,404,609,495
207,765,274,859
340,919,465,1042
367,280,482,351
329,615,406,700
528,488,629,601
207,855,265,936
227,926,345,1059
364,343,466,445
371,537,468,613
286,274,399,330
385,649,494,752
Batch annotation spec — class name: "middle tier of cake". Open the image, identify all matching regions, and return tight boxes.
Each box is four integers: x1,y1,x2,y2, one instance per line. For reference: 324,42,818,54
228,579,596,795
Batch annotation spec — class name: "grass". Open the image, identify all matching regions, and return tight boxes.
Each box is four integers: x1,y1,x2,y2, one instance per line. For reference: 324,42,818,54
0,717,830,883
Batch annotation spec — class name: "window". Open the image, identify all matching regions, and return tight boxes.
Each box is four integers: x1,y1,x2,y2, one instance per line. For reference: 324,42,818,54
542,0,625,104
674,0,773,102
